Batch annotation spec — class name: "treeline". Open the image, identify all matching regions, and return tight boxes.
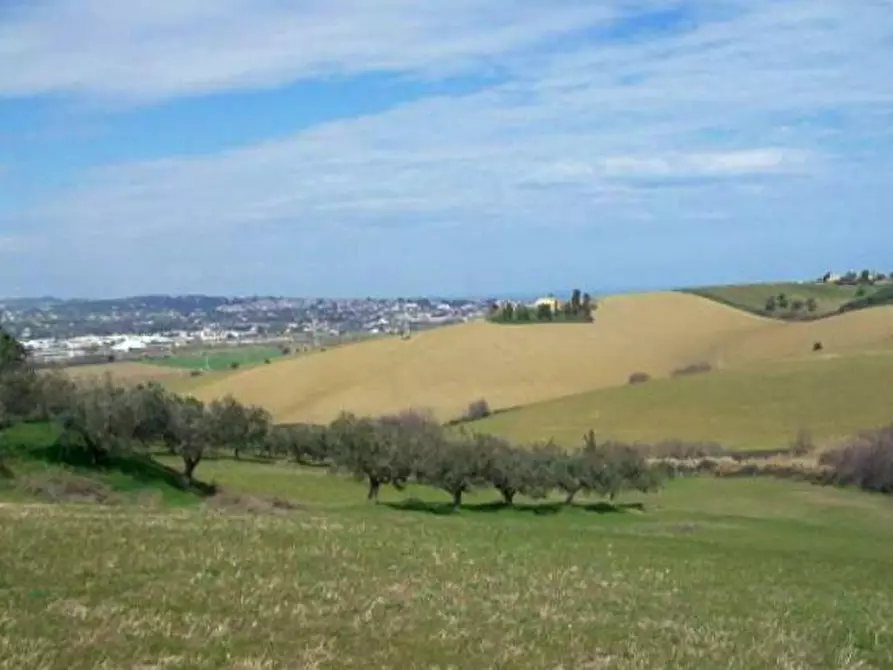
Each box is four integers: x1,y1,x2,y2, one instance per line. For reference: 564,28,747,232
3,328,893,501
275,419,662,509
2,329,662,508
489,289,595,324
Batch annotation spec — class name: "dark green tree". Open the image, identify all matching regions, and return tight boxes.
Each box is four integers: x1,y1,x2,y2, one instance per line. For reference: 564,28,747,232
570,289,582,314
0,329,26,374
536,303,554,321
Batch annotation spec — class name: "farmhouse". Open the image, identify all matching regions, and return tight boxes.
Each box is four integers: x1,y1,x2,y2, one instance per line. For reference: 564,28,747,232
534,295,561,313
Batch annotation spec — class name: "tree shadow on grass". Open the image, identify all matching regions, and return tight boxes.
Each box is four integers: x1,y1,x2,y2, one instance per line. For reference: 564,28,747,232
36,440,217,497
385,498,646,516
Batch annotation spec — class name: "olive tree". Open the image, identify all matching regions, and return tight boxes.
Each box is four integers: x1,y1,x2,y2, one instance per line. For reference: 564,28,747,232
58,377,148,465
478,435,552,506
415,433,487,512
329,412,418,503
207,396,271,460
162,395,212,485
267,423,333,465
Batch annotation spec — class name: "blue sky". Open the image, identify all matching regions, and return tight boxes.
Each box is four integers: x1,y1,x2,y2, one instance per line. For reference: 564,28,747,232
1,0,892,298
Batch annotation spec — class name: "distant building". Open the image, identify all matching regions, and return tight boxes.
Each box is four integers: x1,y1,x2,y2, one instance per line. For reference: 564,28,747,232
534,295,561,313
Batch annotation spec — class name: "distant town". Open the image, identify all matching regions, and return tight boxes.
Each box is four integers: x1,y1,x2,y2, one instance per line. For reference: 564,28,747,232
0,295,494,365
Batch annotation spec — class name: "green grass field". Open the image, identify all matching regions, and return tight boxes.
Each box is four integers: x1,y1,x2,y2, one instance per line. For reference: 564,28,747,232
2,445,893,669
684,282,871,318
151,345,287,371
470,350,893,450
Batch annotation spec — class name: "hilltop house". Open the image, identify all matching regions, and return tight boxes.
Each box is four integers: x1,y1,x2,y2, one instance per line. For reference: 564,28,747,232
534,295,561,314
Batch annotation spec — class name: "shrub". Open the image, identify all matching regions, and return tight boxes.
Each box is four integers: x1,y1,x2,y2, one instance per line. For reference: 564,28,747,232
280,346,292,355
464,398,491,421
264,358,272,365
819,426,893,493
628,372,651,385
646,440,727,459
671,362,713,378
189,370,203,378
813,341,824,352
230,362,241,370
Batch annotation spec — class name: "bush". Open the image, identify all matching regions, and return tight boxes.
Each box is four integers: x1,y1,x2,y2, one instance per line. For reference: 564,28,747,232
813,341,824,352
230,362,240,370
280,346,292,355
819,426,893,493
464,398,491,421
646,440,727,459
264,358,272,365
189,370,203,378
671,362,713,378
628,372,651,385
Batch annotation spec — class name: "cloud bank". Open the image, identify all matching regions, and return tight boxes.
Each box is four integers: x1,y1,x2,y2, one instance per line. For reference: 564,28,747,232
2,0,892,296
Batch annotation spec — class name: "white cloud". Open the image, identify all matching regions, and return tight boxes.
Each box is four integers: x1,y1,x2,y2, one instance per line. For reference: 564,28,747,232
5,0,893,295
0,0,619,101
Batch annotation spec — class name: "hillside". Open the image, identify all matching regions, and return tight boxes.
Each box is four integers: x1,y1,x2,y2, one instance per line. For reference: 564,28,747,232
63,361,195,386
684,282,881,319
186,292,893,425
190,292,768,423
470,349,893,450
0,423,206,505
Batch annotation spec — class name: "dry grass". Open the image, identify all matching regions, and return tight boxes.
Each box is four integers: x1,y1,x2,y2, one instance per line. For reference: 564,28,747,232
186,292,893,425
2,474,893,669
191,292,768,423
713,305,893,368
62,362,191,386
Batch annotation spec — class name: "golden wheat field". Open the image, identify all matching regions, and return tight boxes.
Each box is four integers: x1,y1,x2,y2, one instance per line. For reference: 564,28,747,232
61,362,193,386
177,292,893,425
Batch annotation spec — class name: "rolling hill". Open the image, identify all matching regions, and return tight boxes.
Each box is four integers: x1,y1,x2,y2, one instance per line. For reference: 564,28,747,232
162,291,893,442
468,349,893,450
683,281,880,318
190,292,770,423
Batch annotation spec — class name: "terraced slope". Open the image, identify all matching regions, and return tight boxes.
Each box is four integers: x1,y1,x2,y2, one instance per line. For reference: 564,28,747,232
191,292,767,423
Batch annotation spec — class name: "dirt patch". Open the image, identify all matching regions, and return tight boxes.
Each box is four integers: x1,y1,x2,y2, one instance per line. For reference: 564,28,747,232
20,473,120,504
206,490,302,515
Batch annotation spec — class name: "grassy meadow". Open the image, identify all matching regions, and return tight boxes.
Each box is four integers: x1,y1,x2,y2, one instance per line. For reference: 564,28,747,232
3,450,893,669
153,345,288,371
471,349,893,450
684,282,873,318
